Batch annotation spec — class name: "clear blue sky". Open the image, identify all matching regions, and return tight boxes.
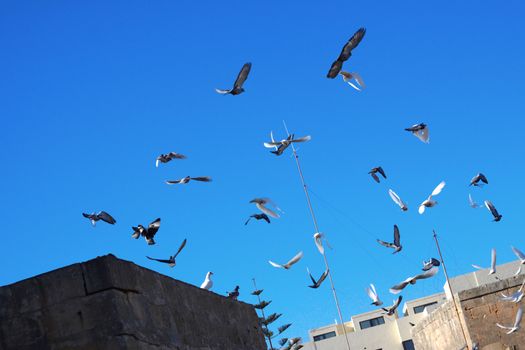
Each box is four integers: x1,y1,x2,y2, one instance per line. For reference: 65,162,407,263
2,0,525,342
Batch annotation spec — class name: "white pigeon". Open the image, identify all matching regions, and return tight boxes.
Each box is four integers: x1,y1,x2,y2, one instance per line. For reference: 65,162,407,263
200,271,214,290
389,189,408,211
500,280,525,303
249,198,282,219
496,307,523,334
339,71,366,91
269,251,303,270
366,283,383,306
418,181,446,214
512,246,525,276
468,193,480,209
472,248,497,275
313,232,325,255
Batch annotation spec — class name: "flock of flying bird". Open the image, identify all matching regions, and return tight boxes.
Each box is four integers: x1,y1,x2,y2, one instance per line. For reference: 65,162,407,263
80,25,521,347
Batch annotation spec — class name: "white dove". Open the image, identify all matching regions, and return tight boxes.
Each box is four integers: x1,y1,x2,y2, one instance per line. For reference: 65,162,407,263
200,271,214,290
418,181,446,214
366,284,383,306
512,246,525,276
269,251,303,270
496,307,522,334
472,248,496,275
500,280,525,303
389,189,408,211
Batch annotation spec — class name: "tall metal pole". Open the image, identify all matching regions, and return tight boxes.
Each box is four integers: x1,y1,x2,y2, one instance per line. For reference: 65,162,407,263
433,230,470,350
252,278,275,350
283,121,352,350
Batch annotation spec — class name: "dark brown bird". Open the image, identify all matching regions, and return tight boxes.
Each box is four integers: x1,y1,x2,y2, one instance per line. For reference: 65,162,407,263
82,211,116,226
327,28,366,78
307,268,329,289
227,286,240,300
470,173,489,186
369,167,387,183
245,213,271,225
156,152,186,167
216,63,252,95
146,238,187,267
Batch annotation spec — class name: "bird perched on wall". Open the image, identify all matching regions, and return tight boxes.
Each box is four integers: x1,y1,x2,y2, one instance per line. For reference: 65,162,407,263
250,198,282,219
82,211,116,226
155,152,186,167
307,268,329,289
472,248,497,275
200,271,214,290
512,246,525,276
215,62,251,95
382,296,403,316
227,286,240,300
496,307,523,334
369,166,387,183
263,133,311,156
470,173,488,187
418,181,446,214
245,213,270,225
326,27,366,78
422,258,441,271
366,283,383,306
377,225,402,254
389,267,439,294
405,123,429,143
165,176,212,185
131,218,161,245
339,71,366,91
484,200,502,221
269,251,303,270
389,189,408,211
146,238,187,267
468,193,481,208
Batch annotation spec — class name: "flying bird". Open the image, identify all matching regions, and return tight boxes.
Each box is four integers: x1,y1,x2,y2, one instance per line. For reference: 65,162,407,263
500,280,525,303
377,225,402,254
366,284,383,306
227,286,240,300
250,198,282,219
264,133,311,156
339,71,366,91
82,211,116,226
511,246,525,276
146,238,187,267
215,62,251,95
245,213,270,225
405,123,429,143
369,167,387,183
200,271,214,290
469,194,481,208
382,296,403,316
472,248,497,275
418,181,446,214
269,251,303,270
307,268,329,289
422,258,441,271
166,176,212,185
496,307,522,334
389,267,439,294
470,173,488,187
484,200,502,221
389,189,408,211
326,28,366,78
131,218,161,245
156,152,186,167
313,232,332,255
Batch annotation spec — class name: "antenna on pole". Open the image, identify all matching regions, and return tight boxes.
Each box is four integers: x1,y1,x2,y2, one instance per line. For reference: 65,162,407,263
433,230,470,350
283,120,352,350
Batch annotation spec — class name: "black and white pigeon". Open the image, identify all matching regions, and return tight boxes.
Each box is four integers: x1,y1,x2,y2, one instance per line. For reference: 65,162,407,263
82,211,116,226
327,28,366,79
215,62,251,95
339,71,366,91
389,267,439,294
156,152,186,167
512,246,525,276
470,173,488,187
146,238,187,267
382,296,403,316
377,225,402,254
484,200,502,221
418,181,446,214
263,133,311,156
366,283,383,306
389,189,408,211
307,268,329,289
405,123,429,143
227,286,240,300
369,167,387,183
250,198,282,219
422,258,441,271
269,251,303,270
472,248,497,275
131,218,161,245
166,176,212,185
245,213,270,225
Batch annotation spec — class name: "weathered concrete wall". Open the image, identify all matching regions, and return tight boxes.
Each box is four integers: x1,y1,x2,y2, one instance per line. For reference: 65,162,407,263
413,275,525,350
0,254,266,350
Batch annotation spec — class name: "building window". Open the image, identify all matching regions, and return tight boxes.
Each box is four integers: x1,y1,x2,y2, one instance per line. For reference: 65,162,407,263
359,316,385,330
413,302,438,314
313,331,336,342
402,340,415,350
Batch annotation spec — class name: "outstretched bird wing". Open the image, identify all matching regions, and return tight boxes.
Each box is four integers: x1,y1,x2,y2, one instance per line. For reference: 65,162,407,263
215,88,232,94
413,267,439,281
485,200,500,218
285,251,304,268
370,172,380,183
98,211,116,224
327,59,343,79
389,189,407,210
191,176,212,182
431,181,446,197
377,239,394,248
256,203,280,219
166,179,183,184
512,246,525,260
338,28,366,62
393,225,401,247
174,238,187,258
233,62,252,89
268,260,284,269
147,218,161,236
290,135,311,143
389,280,410,294
146,256,172,264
